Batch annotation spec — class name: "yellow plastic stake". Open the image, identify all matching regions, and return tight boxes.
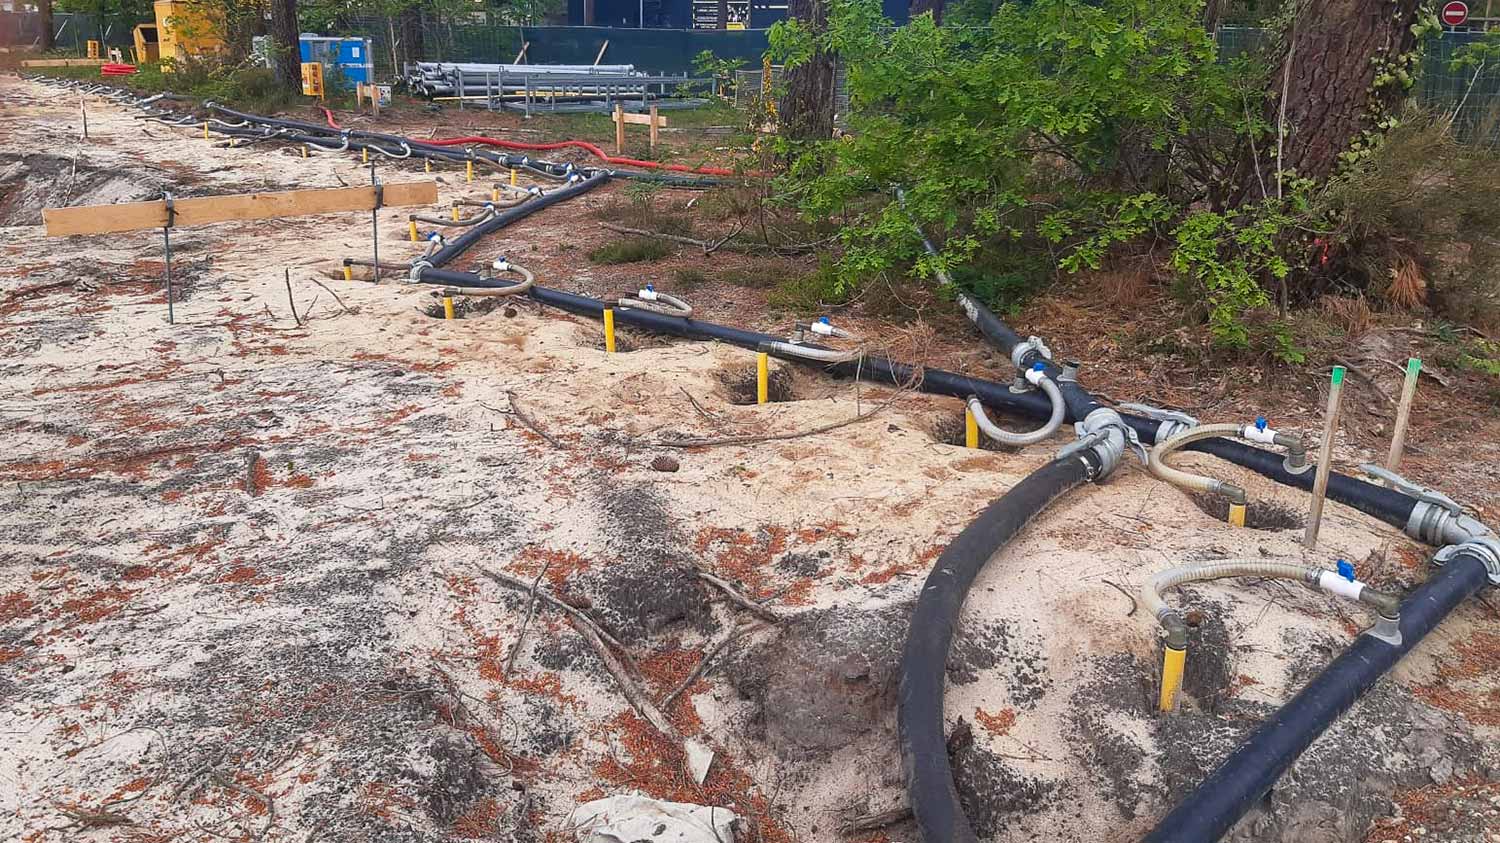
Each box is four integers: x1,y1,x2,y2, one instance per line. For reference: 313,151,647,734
1228,502,1247,528
342,264,353,282
491,186,500,203
424,158,432,173
466,159,474,182
442,296,456,320
361,147,369,164
300,145,308,158
603,308,617,353
408,220,419,242
451,206,460,222
509,168,517,187
965,407,980,449
203,121,209,140
756,352,770,404
1159,646,1186,712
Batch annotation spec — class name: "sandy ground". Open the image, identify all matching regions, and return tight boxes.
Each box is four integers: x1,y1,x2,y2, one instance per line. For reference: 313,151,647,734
2,74,1497,843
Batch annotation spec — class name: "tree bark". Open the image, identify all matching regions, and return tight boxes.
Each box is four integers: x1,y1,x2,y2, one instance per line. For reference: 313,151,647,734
1263,0,1422,190
38,0,55,51
778,0,836,140
268,0,302,93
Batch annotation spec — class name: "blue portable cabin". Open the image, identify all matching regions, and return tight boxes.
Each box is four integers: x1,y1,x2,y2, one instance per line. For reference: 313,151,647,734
299,35,374,86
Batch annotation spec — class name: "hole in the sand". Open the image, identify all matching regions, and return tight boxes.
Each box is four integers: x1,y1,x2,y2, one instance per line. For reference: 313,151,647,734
929,413,1021,453
719,364,797,405
421,295,505,319
1189,493,1306,531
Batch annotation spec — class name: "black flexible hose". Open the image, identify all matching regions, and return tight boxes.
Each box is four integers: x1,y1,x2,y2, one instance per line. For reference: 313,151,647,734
954,294,1419,530
426,173,607,267
900,455,1096,843
1143,550,1493,843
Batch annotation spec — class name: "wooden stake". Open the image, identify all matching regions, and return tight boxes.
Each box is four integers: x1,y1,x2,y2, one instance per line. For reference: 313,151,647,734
614,103,625,155
1384,357,1421,483
1304,366,1346,549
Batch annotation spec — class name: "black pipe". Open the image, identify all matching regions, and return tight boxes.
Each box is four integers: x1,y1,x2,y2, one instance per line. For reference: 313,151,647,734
1144,550,1493,843
900,455,1096,843
953,294,1419,530
427,173,608,267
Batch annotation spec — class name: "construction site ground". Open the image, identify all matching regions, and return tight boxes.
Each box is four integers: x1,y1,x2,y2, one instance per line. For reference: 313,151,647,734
2,74,1499,843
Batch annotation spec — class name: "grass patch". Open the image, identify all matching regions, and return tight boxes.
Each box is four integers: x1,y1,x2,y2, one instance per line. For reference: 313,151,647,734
588,237,672,264
767,258,856,313
673,267,711,290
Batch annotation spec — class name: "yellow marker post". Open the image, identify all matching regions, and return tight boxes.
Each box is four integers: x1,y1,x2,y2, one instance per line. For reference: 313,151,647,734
509,168,517,187
424,158,432,173
603,308,617,353
491,186,500,203
342,264,353,281
451,206,460,222
466,159,474,183
442,296,456,320
756,352,769,404
300,145,308,158
1228,503,1247,528
203,121,210,140
361,147,369,164
965,407,979,449
408,220,419,242
1159,646,1186,712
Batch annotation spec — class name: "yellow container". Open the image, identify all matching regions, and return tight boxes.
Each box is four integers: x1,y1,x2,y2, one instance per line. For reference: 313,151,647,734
86,40,100,59
154,0,225,62
133,24,161,64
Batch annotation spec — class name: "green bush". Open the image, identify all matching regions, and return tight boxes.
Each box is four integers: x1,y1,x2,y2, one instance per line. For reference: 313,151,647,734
587,237,672,264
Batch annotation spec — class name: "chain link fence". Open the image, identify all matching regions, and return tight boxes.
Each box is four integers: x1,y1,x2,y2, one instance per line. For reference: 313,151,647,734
1219,26,1500,143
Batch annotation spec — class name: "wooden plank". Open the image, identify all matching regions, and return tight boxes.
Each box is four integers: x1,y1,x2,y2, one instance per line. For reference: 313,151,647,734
44,181,439,237
20,58,110,67
620,111,668,127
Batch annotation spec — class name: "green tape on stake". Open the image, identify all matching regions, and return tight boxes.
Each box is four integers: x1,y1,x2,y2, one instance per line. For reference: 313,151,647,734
1407,357,1422,376
1331,366,1346,386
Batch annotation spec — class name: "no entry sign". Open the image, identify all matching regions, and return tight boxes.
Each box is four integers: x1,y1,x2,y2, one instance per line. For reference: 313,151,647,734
1442,0,1469,26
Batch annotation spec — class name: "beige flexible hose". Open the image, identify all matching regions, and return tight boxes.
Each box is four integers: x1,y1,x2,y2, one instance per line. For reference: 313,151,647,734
443,262,535,297
1149,423,1248,503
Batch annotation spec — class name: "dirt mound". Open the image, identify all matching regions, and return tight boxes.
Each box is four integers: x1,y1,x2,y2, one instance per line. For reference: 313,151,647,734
0,152,164,226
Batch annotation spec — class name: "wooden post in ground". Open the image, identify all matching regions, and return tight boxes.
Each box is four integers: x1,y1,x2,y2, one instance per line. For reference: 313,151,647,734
1304,366,1347,549
614,103,625,154
1384,357,1421,483
649,105,659,151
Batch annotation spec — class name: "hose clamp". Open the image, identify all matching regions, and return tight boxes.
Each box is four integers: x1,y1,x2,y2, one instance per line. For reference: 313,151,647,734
1364,464,1493,545
1432,537,1500,586
1058,407,1144,481
1010,335,1054,369
1118,402,1200,442
408,260,433,283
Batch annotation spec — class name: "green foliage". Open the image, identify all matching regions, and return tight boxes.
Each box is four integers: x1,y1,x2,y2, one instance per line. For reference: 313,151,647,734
767,256,856,312
772,0,1266,338
1168,199,1294,346
587,237,672,264
693,50,746,98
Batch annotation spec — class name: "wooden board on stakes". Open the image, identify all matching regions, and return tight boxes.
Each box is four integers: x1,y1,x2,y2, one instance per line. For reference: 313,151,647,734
20,57,110,67
44,182,438,237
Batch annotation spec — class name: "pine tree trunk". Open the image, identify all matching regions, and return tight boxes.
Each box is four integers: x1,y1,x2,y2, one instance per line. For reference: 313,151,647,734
778,0,835,140
1267,0,1422,188
269,0,302,92
38,0,55,51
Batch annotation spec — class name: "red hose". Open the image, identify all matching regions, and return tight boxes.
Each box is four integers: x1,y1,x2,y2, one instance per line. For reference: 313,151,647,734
319,106,341,129
423,135,749,178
